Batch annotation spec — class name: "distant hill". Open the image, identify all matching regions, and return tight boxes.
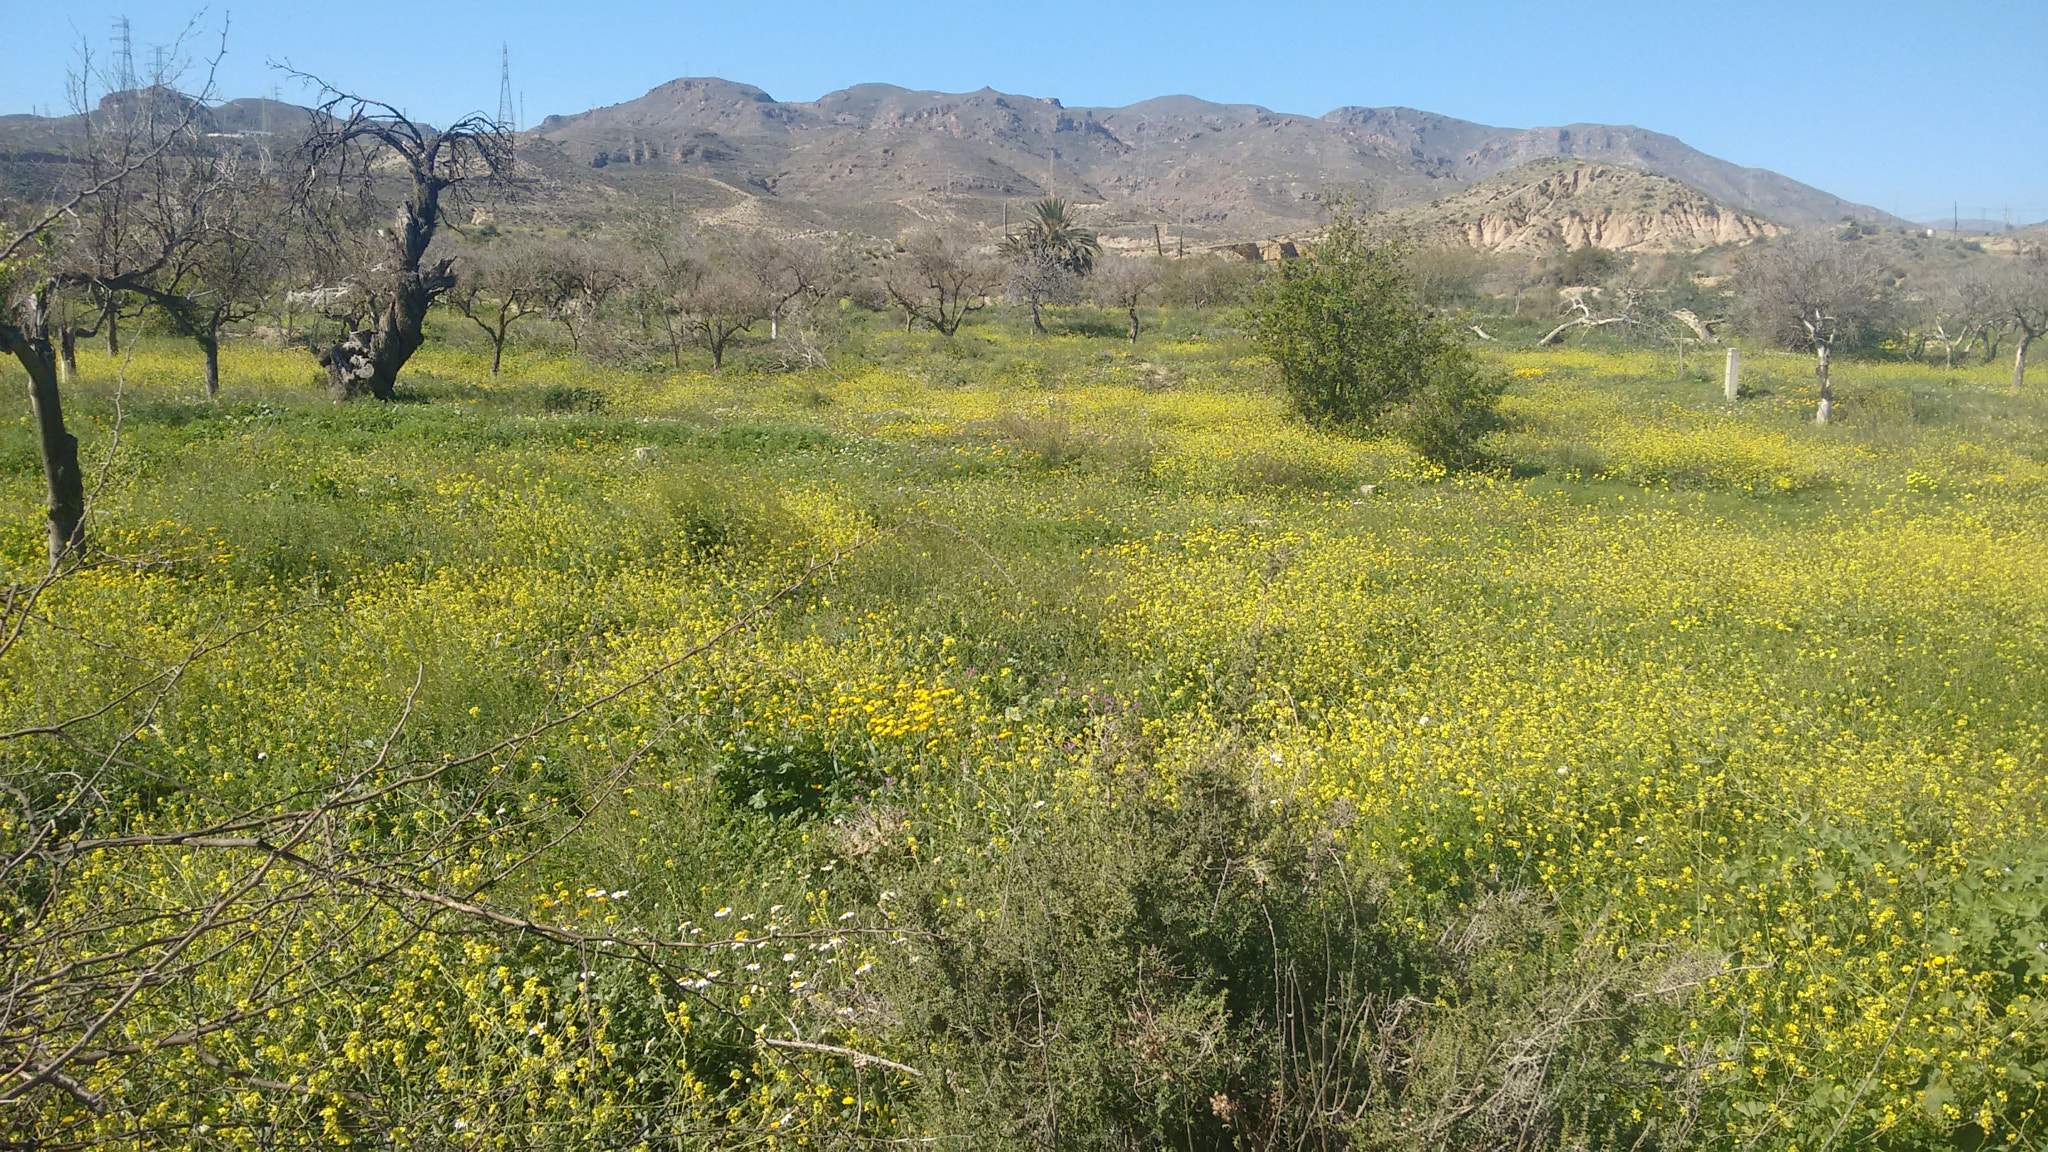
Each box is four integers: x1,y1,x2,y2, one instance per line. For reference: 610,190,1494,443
0,90,314,200
1375,159,1782,255
3,78,1900,247
524,78,1900,239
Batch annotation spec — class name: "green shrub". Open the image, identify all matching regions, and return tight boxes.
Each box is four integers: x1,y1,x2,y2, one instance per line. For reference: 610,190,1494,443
541,384,607,413
1243,209,1501,468
1394,346,1506,470
868,748,1416,1148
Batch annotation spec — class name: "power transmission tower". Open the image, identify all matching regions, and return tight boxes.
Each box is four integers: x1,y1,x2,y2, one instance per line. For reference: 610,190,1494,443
113,17,137,93
498,43,516,131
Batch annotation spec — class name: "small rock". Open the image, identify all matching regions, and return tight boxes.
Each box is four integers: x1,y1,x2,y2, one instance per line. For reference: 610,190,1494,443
634,446,658,463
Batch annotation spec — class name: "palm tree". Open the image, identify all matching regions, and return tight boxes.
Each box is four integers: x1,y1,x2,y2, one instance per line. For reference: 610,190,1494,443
1001,198,1101,332
1002,198,1100,275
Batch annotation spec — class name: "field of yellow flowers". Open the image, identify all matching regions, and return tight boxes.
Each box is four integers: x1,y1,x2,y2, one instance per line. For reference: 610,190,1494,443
1,318,2044,1148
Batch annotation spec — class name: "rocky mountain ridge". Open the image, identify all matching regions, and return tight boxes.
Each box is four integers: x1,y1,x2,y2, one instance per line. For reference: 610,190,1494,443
2,79,1897,251
1375,160,1783,255
525,77,1898,238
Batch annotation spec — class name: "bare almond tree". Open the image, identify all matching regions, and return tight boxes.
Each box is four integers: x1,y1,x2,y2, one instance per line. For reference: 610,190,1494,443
1092,256,1162,342
742,234,830,340
0,24,223,565
673,261,769,370
449,239,560,375
292,81,511,400
101,146,284,398
1913,265,1998,371
884,232,997,337
1731,232,1892,424
545,238,631,352
1985,251,2048,389
0,278,86,567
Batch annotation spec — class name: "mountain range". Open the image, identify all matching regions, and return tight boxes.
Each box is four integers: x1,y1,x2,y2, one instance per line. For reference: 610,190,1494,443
3,78,1902,251
517,78,1898,240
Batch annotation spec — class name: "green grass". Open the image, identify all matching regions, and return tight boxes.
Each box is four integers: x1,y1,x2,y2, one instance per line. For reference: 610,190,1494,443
2,312,2045,1148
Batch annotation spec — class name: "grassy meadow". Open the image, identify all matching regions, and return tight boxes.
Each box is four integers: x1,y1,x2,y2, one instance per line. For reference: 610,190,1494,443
4,310,2046,1148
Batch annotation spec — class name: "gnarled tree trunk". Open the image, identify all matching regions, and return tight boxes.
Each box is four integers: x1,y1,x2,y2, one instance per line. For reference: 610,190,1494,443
200,330,221,399
298,90,508,401
3,293,87,566
317,329,379,401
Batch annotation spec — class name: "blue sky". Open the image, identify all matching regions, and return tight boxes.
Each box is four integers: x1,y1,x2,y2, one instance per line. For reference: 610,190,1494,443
7,0,2043,223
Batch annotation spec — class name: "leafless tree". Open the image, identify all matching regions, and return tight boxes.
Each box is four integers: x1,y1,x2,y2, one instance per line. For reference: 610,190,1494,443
885,232,997,337
1006,251,1079,335
1536,260,1684,349
161,164,282,396
997,199,1099,333
741,235,830,340
1405,246,1499,311
0,276,88,568
1155,253,1261,309
78,139,288,398
448,239,562,375
1092,257,1162,342
627,219,769,370
291,79,511,401
544,238,631,352
0,23,223,565
1731,232,1892,424
40,43,284,400
673,261,769,370
1536,289,1632,346
1984,251,2048,388
1911,265,1998,371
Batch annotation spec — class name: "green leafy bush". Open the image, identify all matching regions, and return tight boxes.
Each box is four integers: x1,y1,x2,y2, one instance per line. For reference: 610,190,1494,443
1244,209,1502,467
541,383,607,413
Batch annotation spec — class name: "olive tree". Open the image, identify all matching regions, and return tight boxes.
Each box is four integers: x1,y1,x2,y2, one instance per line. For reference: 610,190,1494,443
1731,231,1891,424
